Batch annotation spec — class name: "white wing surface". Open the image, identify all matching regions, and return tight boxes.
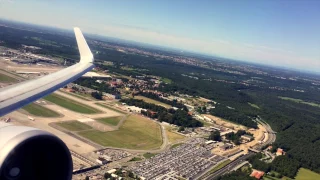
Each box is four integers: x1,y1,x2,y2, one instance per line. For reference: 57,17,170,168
0,28,95,116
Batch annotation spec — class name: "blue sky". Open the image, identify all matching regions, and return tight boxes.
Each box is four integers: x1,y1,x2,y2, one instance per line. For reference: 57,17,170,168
0,0,320,72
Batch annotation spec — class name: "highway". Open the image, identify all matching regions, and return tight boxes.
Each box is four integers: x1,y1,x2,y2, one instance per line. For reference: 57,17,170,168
201,119,276,180
254,119,276,150
203,152,255,180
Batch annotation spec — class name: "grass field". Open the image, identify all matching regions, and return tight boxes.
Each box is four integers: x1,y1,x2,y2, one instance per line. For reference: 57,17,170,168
60,91,92,101
22,103,60,117
0,73,18,82
78,115,162,150
279,96,320,108
134,96,171,108
295,168,320,180
95,103,127,114
143,153,157,159
170,143,184,149
161,77,172,84
95,116,122,126
207,159,231,174
44,94,101,114
57,121,92,131
165,126,185,143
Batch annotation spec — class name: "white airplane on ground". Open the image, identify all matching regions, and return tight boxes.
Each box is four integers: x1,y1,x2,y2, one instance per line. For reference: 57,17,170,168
0,28,94,180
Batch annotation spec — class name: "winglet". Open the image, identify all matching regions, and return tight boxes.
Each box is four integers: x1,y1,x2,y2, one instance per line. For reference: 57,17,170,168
74,27,94,63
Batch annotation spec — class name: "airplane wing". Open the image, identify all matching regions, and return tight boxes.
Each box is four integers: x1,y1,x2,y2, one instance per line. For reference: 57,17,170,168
0,28,95,117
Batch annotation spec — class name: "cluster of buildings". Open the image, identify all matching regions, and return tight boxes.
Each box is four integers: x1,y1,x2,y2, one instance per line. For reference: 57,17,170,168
1,47,59,65
128,138,226,180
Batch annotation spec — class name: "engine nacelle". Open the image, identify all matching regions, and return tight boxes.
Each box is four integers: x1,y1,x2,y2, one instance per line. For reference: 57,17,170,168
0,123,72,180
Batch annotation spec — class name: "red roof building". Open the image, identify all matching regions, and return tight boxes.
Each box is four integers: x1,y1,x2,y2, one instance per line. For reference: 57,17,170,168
250,170,265,179
276,148,285,156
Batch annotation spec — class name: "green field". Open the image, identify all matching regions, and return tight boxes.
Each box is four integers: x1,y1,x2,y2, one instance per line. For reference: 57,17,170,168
57,121,92,131
78,115,162,150
22,103,60,117
170,143,184,149
208,159,231,174
143,153,157,159
295,168,320,180
59,91,92,101
44,94,101,114
279,96,320,108
134,95,171,108
95,103,127,114
95,116,122,126
0,73,17,82
165,126,185,143
161,77,172,84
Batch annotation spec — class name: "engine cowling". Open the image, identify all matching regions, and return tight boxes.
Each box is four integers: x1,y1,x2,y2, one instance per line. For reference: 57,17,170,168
0,122,73,180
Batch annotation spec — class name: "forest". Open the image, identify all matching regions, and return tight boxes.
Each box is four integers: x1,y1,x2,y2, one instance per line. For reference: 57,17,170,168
247,153,300,178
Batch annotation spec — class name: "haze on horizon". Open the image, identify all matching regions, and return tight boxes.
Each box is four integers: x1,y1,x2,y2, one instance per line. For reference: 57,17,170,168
0,0,319,72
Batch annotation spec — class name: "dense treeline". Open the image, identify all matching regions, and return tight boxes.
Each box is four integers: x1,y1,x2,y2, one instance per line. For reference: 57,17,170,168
247,153,300,178
209,131,221,141
271,156,300,178
210,105,258,129
247,153,271,173
225,130,247,145
139,92,187,109
120,98,203,127
91,91,103,100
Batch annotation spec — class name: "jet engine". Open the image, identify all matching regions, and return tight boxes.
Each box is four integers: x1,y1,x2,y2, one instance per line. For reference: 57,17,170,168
0,122,72,180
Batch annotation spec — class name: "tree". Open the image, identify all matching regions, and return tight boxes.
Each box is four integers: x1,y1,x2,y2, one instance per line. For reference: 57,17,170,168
104,173,112,179
91,91,103,100
178,126,185,132
209,130,221,141
128,171,135,178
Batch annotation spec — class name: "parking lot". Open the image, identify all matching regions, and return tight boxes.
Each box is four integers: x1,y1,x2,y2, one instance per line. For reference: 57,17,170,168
129,138,226,180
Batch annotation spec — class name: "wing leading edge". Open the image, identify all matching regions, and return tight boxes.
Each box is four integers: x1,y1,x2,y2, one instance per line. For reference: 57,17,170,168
0,28,95,116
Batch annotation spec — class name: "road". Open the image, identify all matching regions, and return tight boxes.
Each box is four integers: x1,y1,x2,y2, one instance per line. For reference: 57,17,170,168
201,119,276,180
203,152,255,180
254,119,276,150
